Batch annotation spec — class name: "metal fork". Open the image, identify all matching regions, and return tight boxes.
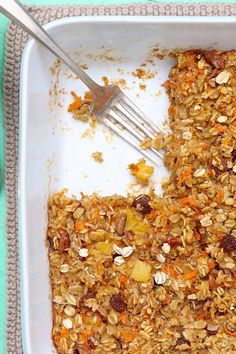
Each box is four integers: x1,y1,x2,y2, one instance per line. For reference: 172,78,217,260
1,0,164,165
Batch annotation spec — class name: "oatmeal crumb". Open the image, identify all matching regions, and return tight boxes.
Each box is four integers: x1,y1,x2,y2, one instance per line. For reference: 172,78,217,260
91,151,103,163
139,83,147,90
132,68,155,79
102,76,110,86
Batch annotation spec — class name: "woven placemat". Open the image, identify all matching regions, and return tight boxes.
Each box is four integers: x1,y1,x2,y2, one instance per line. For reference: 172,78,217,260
3,3,236,353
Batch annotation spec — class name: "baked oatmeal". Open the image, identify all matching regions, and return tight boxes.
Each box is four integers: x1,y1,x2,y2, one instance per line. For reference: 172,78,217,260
48,50,236,354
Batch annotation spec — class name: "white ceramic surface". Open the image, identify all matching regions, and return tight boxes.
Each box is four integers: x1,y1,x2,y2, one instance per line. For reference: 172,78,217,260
19,16,236,354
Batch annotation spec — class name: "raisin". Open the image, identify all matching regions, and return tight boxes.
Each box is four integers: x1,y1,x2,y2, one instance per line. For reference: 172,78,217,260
74,344,91,354
116,213,127,235
208,68,218,79
222,159,230,172
212,159,230,177
213,166,222,177
167,237,182,247
110,294,127,312
47,237,55,251
200,233,209,250
132,195,152,215
204,51,225,70
176,337,190,347
58,229,70,253
103,260,113,268
220,234,236,252
79,289,96,308
88,337,97,349
175,327,190,347
232,150,236,163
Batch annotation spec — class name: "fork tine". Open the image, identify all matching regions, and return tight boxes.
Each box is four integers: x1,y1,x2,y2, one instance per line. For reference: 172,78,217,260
103,117,162,166
114,102,156,140
120,95,165,135
108,109,163,160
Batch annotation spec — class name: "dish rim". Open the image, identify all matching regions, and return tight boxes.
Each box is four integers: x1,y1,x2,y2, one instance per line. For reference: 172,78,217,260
19,15,236,354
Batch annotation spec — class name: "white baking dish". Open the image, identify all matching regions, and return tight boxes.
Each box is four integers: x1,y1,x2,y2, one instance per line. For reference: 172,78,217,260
19,16,236,354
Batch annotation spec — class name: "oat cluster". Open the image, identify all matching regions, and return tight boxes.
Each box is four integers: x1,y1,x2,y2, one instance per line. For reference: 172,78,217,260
48,50,236,354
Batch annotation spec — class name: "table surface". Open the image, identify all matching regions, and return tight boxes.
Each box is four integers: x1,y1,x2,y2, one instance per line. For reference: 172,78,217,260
0,0,235,352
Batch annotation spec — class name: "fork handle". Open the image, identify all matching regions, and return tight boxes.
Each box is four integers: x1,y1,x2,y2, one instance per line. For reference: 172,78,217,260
0,0,102,93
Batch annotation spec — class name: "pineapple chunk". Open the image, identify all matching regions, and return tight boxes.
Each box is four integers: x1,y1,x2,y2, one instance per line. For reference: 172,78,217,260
124,209,149,234
133,221,150,233
128,158,154,186
125,209,142,231
95,242,112,255
130,259,151,282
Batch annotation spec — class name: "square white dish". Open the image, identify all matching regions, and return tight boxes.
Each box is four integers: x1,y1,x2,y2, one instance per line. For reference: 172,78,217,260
19,16,236,354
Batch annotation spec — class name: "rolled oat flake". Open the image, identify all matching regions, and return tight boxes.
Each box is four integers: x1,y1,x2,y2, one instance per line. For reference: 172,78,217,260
215,70,230,84
154,271,169,285
79,248,89,258
63,318,73,329
156,253,166,263
114,256,125,266
162,242,171,254
121,246,134,257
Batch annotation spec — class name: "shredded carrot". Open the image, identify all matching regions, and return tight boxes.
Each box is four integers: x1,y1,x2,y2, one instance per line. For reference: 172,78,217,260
214,124,228,133
91,198,98,207
120,311,128,324
183,270,198,281
161,293,171,305
224,325,236,338
222,135,231,146
215,189,224,203
183,71,198,83
92,209,100,219
181,196,199,207
196,311,208,320
119,275,127,284
170,206,178,213
176,139,185,145
164,80,177,89
168,105,175,117
119,328,137,343
68,91,83,112
80,329,88,345
193,231,201,241
60,328,69,337
75,221,86,231
194,231,201,241
71,91,80,100
200,251,208,257
202,144,209,151
162,265,177,278
216,231,223,241
177,166,192,189
82,311,87,323
146,209,157,221
208,259,216,270
54,335,61,345
233,106,236,118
